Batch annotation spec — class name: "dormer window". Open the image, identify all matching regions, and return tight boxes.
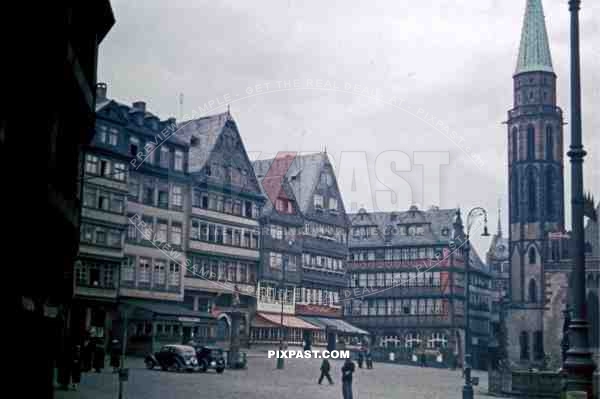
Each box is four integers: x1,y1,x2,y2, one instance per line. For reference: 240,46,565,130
328,198,338,211
314,194,323,209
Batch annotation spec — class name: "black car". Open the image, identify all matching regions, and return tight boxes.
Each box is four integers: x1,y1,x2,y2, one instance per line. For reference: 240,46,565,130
145,344,199,372
187,342,225,373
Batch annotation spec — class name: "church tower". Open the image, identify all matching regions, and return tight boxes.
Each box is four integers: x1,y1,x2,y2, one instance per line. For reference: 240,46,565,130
506,0,564,366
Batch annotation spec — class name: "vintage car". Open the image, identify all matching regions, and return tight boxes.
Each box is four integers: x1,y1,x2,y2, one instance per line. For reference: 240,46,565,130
187,342,225,373
144,344,199,372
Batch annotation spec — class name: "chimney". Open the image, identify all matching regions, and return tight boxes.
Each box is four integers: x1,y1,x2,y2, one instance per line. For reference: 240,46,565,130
132,101,146,113
96,82,107,101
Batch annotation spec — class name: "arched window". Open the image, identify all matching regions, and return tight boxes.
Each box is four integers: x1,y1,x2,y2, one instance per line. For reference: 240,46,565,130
545,125,553,160
545,167,557,220
512,127,519,162
528,247,537,264
527,125,535,160
527,168,537,221
511,172,519,222
528,278,537,303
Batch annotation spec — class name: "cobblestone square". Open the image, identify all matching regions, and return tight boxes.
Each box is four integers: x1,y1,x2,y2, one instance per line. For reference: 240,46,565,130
56,352,506,399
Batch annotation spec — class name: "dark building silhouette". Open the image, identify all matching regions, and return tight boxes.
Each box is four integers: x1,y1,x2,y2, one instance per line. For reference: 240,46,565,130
3,2,114,398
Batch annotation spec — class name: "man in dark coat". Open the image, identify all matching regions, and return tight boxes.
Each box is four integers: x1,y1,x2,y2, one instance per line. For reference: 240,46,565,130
110,339,122,372
341,358,355,399
366,350,373,369
71,344,82,391
357,350,363,368
318,358,333,385
92,337,105,372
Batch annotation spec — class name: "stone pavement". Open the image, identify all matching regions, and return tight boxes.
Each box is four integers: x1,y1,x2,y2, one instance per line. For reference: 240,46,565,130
55,350,508,399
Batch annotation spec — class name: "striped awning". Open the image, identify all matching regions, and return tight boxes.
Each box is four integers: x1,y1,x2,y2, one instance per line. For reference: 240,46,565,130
252,312,322,330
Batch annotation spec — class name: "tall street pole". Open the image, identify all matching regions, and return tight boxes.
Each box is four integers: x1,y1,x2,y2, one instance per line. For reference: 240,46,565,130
277,255,286,370
461,207,490,399
563,0,596,396
463,235,473,399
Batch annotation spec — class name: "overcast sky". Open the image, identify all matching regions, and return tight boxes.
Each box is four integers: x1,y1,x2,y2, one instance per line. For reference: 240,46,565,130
98,0,599,255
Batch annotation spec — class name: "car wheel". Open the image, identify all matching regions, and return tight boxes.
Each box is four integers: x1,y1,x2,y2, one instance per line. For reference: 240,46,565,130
145,359,155,370
170,362,181,372
216,367,224,374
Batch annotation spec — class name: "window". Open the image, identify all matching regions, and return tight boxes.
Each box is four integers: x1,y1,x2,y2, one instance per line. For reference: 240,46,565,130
270,252,282,270
158,185,169,208
528,279,537,303
527,125,535,160
533,331,544,360
171,223,182,246
520,331,529,361
171,185,183,208
276,199,285,213
314,194,323,209
98,191,110,211
111,195,124,214
169,263,180,286
545,126,553,160
174,150,184,171
129,137,139,157
156,221,168,242
145,143,156,164
225,198,233,214
527,168,537,220
82,225,94,242
154,261,166,285
97,125,107,143
96,229,106,245
128,175,139,200
100,160,110,177
85,155,98,174
83,188,96,208
271,225,283,240
329,197,338,210
127,219,137,241
528,247,537,264
160,146,170,168
139,258,151,283
511,172,519,222
546,167,557,220
108,128,119,146
143,179,155,205
233,201,242,215
122,257,135,282
512,127,518,162
108,230,121,247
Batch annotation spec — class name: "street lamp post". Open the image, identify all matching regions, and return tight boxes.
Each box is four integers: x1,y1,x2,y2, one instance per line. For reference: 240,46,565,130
563,0,596,396
277,254,286,370
461,207,490,399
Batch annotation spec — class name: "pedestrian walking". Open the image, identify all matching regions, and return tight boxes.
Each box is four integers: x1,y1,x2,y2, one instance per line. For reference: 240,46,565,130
110,339,122,372
341,358,355,399
366,350,373,369
318,358,333,385
70,344,82,391
92,337,105,372
82,336,92,372
357,351,363,368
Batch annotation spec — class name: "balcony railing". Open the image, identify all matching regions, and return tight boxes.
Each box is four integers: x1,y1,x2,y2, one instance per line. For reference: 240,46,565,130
508,105,562,119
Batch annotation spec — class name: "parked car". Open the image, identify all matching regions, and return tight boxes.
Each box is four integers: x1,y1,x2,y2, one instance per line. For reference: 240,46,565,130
145,344,199,372
187,342,225,373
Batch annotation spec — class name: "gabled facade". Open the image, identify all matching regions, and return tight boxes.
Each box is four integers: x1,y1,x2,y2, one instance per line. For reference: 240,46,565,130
75,84,216,356
345,206,494,369
251,152,358,349
177,113,265,347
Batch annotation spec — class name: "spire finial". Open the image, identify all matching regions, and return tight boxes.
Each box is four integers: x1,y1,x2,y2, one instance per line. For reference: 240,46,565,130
515,0,553,75
497,198,503,237
515,0,554,75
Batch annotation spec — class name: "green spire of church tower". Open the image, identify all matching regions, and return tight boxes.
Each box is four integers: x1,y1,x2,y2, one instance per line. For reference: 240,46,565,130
515,0,554,75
